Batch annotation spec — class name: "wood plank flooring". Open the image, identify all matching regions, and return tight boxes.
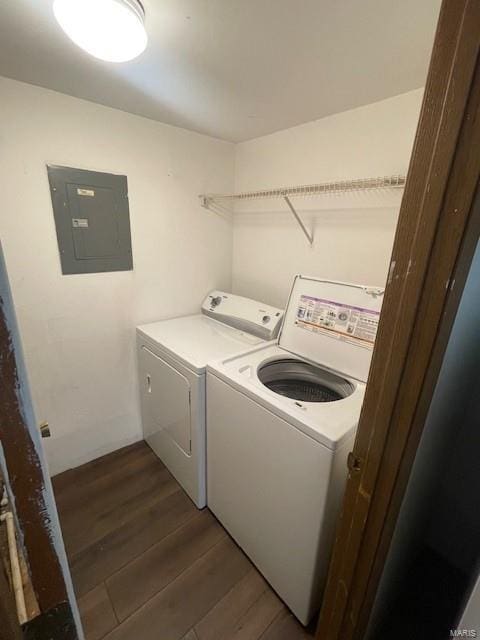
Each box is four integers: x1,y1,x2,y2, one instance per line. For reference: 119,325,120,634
52,442,315,640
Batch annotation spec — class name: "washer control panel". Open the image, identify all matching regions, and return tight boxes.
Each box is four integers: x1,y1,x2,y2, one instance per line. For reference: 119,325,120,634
201,290,284,340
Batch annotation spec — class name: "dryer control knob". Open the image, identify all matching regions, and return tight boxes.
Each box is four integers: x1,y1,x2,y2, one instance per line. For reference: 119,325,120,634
211,296,222,308
262,315,271,324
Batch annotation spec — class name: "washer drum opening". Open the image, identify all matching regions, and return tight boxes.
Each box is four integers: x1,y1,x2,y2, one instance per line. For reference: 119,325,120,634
257,359,354,403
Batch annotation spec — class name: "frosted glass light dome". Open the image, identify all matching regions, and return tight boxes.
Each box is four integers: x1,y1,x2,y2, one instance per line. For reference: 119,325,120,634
53,0,148,63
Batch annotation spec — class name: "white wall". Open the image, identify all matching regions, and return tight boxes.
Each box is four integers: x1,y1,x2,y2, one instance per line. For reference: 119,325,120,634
232,89,423,308
0,76,234,476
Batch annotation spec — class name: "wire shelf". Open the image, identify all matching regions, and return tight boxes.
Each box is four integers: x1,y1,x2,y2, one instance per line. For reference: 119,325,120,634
199,174,407,246
201,174,406,203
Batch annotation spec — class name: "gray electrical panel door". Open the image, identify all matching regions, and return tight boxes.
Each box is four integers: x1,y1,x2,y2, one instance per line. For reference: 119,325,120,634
47,165,133,274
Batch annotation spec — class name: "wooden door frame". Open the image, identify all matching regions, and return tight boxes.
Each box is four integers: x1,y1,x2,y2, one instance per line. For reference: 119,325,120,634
316,1,480,638
0,244,78,638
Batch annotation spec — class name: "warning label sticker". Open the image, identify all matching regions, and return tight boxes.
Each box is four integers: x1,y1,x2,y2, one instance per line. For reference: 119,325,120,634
72,218,89,228
77,188,95,197
295,295,380,348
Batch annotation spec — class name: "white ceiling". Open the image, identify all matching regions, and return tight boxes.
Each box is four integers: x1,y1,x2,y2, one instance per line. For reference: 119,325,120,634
0,0,441,142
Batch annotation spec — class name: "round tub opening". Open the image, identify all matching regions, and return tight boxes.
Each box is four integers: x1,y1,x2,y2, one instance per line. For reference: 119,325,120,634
257,359,354,403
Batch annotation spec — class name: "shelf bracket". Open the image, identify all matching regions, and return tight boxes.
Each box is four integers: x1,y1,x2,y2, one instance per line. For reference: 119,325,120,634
199,195,231,217
283,195,313,246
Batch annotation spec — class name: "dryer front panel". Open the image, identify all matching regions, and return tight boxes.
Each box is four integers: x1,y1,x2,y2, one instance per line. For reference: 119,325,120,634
139,345,191,455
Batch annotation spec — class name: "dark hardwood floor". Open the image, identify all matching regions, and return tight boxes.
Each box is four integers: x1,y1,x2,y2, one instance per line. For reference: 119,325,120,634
52,441,315,640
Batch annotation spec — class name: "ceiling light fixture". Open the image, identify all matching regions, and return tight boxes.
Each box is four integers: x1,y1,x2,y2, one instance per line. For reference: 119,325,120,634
53,0,148,63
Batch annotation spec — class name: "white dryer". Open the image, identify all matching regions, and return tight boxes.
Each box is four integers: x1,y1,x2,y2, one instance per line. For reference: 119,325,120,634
136,291,283,508
206,276,384,624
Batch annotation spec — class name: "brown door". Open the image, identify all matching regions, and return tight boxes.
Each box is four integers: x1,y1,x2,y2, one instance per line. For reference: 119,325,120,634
0,244,79,638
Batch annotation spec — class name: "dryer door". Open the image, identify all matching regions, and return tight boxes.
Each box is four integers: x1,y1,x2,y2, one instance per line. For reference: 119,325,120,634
139,345,191,454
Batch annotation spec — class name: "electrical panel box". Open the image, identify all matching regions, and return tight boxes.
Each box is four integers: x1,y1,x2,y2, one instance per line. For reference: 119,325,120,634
47,165,133,275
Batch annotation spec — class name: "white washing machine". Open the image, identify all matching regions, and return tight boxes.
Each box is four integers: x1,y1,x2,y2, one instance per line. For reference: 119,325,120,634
136,291,284,508
207,275,384,624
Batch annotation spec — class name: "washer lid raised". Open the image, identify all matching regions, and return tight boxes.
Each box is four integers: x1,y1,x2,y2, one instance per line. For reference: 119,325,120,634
278,276,384,383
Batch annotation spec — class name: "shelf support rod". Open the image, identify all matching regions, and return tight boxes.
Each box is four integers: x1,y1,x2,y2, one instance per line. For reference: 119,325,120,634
283,195,313,246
